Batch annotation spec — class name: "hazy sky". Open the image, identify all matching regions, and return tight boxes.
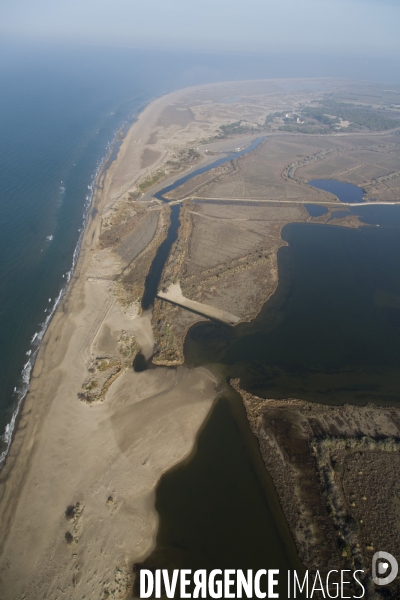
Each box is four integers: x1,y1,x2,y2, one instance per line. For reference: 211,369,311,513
1,0,399,57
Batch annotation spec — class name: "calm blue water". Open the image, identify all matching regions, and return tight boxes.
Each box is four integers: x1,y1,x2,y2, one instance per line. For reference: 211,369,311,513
304,204,328,217
0,50,155,461
308,179,365,203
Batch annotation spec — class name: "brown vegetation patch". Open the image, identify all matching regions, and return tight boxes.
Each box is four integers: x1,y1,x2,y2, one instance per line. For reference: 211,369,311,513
79,357,122,404
152,298,201,365
233,380,400,598
282,136,400,202
99,201,148,249
117,330,139,367
147,131,158,145
114,211,159,265
63,501,84,544
193,138,331,201
102,562,133,600
164,163,234,201
182,202,304,278
116,205,170,306
151,201,307,365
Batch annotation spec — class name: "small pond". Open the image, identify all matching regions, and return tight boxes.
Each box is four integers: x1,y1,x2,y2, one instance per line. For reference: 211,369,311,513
308,179,365,203
304,203,328,217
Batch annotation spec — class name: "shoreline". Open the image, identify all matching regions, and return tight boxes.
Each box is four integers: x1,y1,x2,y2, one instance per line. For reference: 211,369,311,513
0,113,133,470
0,83,226,599
0,79,207,468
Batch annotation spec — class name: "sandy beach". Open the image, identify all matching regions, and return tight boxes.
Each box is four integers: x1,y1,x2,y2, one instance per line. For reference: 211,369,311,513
0,84,231,600
0,78,291,598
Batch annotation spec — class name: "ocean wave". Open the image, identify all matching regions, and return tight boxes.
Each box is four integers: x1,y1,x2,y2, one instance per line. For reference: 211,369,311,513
0,118,131,470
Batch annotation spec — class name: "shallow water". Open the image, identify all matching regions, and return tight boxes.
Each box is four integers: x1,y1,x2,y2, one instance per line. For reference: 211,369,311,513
142,173,400,593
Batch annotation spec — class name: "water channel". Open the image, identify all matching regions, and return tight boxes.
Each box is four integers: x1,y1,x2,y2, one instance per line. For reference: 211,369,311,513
141,138,264,310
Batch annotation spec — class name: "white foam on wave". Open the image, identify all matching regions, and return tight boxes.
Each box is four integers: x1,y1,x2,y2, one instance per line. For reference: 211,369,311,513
0,119,129,470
